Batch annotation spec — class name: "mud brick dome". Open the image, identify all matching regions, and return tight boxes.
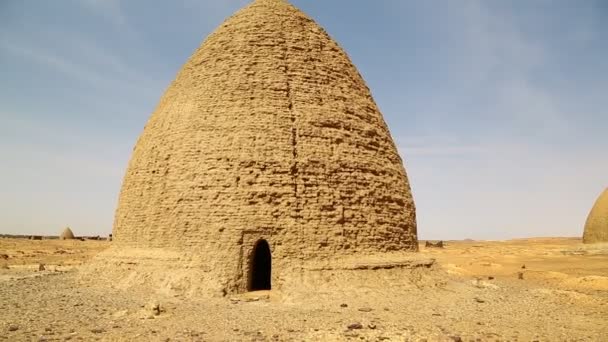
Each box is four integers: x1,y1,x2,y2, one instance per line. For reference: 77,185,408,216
110,0,417,294
583,188,608,244
60,227,75,240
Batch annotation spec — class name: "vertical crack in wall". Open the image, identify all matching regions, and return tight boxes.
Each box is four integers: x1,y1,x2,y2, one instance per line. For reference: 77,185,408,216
279,18,300,229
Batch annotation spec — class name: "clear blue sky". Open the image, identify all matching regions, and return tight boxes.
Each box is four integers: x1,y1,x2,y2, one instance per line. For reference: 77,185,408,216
1,0,606,239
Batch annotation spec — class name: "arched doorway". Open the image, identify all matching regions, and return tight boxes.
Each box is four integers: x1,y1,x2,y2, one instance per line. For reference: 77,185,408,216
248,239,271,291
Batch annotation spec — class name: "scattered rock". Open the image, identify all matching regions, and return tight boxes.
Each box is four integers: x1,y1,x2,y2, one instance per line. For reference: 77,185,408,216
147,301,163,316
521,264,526,269
0,254,8,259
471,278,499,289
474,297,486,303
8,324,19,332
38,264,45,271
358,307,373,312
347,323,363,330
344,330,359,338
450,336,463,342
90,328,104,334
368,323,377,329
340,303,348,308
518,272,524,280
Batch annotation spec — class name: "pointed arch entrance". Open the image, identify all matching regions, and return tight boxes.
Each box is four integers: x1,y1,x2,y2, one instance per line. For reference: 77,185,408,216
248,239,271,291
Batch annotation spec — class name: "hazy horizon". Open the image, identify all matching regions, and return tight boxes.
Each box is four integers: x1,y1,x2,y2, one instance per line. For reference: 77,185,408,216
1,0,606,239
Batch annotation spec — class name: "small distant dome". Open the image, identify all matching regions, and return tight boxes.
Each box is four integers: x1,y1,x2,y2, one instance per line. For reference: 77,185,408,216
583,188,608,244
60,227,75,240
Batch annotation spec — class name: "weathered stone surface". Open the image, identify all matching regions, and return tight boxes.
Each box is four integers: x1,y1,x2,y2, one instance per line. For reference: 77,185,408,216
110,0,417,293
583,188,608,244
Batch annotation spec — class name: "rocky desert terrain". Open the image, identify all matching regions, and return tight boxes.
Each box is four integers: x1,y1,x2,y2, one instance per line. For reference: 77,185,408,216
1,237,607,341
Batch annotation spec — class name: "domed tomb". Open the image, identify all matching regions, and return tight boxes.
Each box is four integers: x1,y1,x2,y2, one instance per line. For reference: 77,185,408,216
583,188,608,244
60,227,75,240
111,0,417,294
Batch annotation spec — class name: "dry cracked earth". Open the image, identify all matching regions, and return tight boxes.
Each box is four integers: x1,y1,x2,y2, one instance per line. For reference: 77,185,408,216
1,238,607,341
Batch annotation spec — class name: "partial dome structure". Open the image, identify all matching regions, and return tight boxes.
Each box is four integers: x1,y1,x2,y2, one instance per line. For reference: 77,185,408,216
60,227,75,240
97,0,417,295
583,188,608,244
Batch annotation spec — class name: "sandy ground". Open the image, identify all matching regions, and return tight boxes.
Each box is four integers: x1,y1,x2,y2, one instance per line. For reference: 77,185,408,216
1,237,607,341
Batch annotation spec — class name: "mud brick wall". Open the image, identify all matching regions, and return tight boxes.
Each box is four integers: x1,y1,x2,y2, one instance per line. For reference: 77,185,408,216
112,0,418,269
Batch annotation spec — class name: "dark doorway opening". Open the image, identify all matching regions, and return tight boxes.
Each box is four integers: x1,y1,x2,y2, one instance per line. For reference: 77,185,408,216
248,239,271,291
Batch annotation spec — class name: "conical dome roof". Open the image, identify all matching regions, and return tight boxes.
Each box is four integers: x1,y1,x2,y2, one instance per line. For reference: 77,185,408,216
583,188,608,244
60,227,75,240
113,0,416,261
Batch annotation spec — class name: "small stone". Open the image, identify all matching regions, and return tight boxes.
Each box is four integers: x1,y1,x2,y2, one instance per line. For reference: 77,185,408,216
347,323,363,330
488,276,494,280
358,307,373,312
474,297,485,303
518,272,524,280
8,324,19,332
45,327,52,332
450,336,463,342
368,323,376,329
147,301,163,315
521,264,526,269
38,264,45,271
91,328,104,334
340,303,348,308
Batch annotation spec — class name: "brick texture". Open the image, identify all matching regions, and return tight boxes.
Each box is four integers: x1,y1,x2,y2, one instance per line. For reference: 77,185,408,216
111,0,417,291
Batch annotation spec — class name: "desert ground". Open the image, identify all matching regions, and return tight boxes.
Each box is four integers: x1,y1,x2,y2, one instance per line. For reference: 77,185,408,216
1,237,607,341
